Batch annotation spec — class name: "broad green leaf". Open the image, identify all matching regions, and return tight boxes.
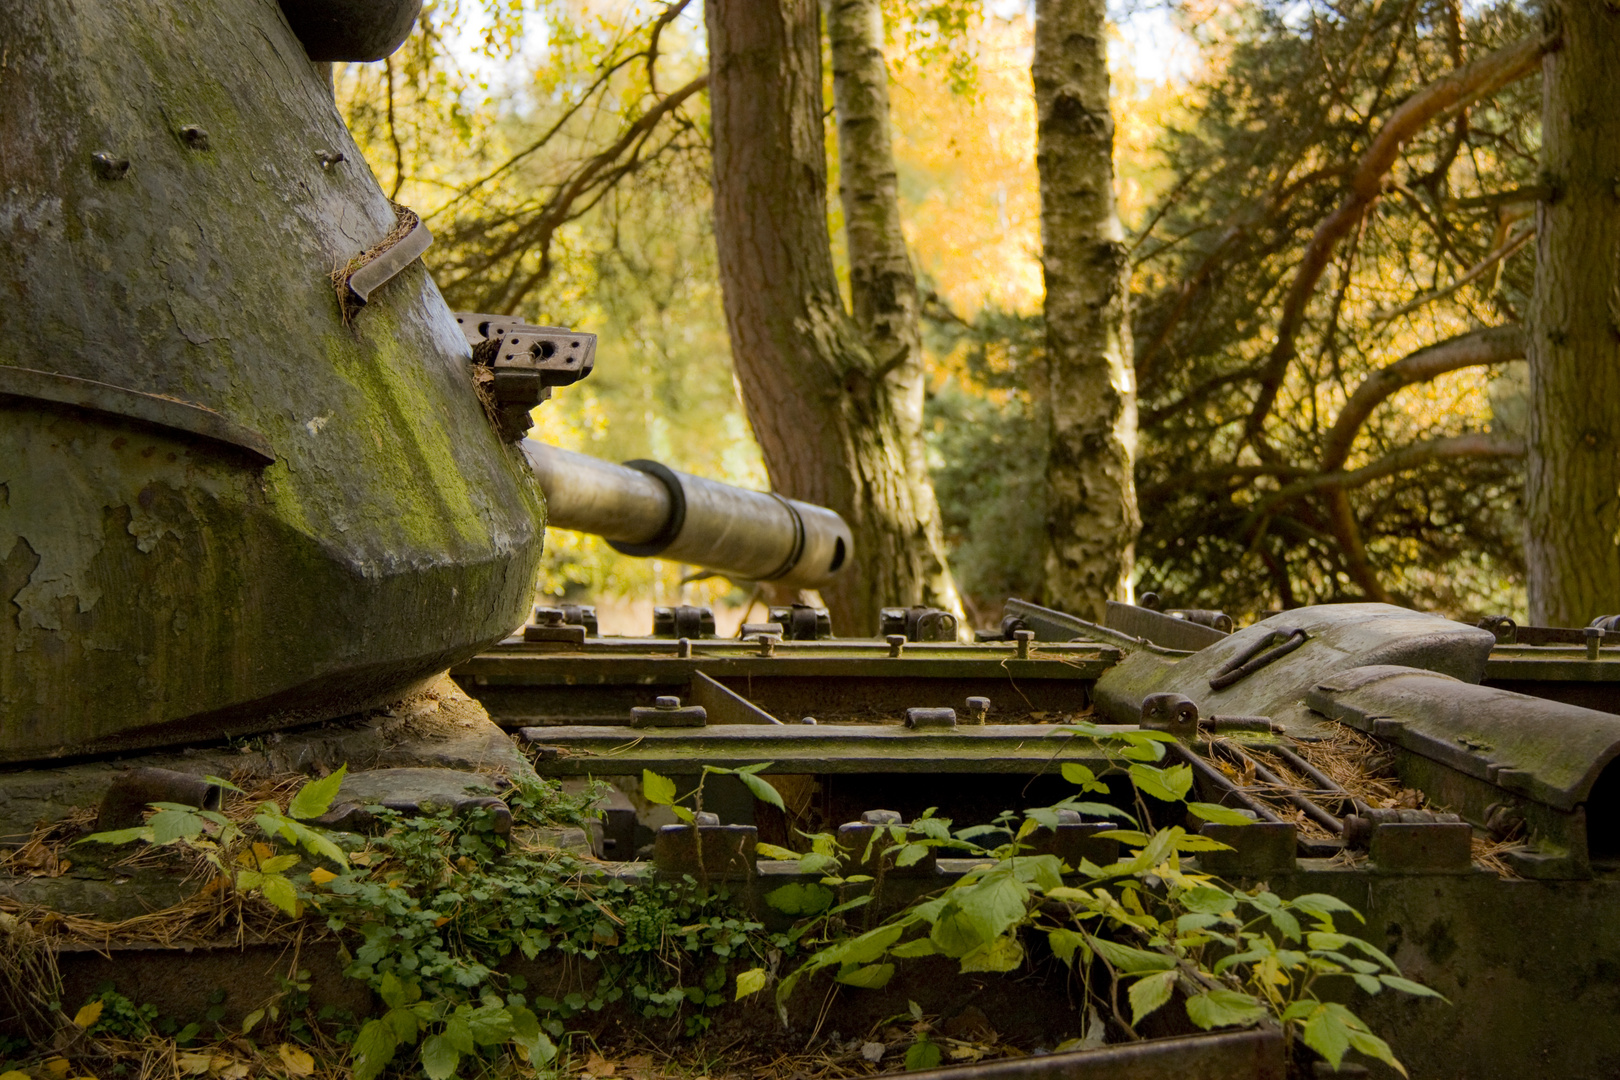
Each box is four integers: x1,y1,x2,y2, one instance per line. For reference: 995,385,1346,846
959,934,1023,973
1128,970,1177,1024
1351,974,1382,995
1186,802,1256,826
1291,893,1364,922
1047,929,1088,967
930,908,981,958
1129,764,1194,803
642,770,677,806
1172,834,1235,852
737,771,786,811
385,1006,422,1044
905,1039,942,1072
756,842,799,860
1088,937,1176,975
1267,906,1302,942
1348,1028,1408,1077
1303,1005,1351,1067
1010,854,1066,891
379,972,410,1011
955,870,1032,943
766,882,835,916
1061,801,1135,821
1340,936,1399,971
259,874,299,915
1379,975,1446,1000
289,766,347,821
890,937,937,958
442,1013,475,1054
465,1004,513,1045
419,1034,460,1080
259,854,301,874
1061,763,1103,790
350,1019,399,1080
895,843,930,868
835,962,894,989
1185,989,1268,1030
833,923,905,966
1178,885,1237,914
1046,886,1092,903
735,968,768,999
1307,931,1352,951
1097,829,1152,846
282,819,348,868
1025,808,1061,832
150,809,205,845
670,805,695,824
78,826,153,846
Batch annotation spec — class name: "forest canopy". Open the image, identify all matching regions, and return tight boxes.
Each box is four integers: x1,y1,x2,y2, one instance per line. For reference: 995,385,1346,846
336,0,1542,626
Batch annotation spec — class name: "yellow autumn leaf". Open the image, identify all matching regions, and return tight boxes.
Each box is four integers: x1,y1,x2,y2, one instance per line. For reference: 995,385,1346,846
175,1052,212,1076
277,1044,315,1077
2,1071,34,1080
308,866,337,886
72,1000,104,1028
45,1058,71,1078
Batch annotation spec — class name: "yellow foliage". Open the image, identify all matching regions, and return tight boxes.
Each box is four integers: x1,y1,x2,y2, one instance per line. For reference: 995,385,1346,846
71,1000,103,1029
278,1044,316,1077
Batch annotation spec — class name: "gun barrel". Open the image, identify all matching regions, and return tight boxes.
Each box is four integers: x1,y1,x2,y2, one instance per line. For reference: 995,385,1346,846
522,441,852,589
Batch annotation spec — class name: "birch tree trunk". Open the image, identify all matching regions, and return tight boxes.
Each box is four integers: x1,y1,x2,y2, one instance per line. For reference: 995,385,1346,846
1034,0,1140,620
705,0,957,633
825,0,960,620
1525,1,1620,626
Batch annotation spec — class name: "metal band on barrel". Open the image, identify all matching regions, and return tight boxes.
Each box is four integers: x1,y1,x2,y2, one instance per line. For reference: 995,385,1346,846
606,459,687,557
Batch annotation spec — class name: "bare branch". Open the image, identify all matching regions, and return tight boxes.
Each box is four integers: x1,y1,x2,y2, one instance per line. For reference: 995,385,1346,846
1318,324,1526,472
1239,33,1554,448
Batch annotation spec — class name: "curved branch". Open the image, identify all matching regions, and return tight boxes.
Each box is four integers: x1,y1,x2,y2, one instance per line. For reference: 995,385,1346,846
1370,228,1533,325
1240,33,1553,448
1319,325,1525,472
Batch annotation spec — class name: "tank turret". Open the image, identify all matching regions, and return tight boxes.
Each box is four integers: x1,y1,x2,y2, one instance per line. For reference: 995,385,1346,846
0,0,851,763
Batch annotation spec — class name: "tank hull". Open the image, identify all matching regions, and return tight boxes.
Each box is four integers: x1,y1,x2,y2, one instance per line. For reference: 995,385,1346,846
0,0,545,761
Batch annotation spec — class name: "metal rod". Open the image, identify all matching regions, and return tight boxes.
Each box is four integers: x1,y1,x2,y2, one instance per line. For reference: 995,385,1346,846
1167,743,1284,823
522,440,853,588
1213,743,1343,835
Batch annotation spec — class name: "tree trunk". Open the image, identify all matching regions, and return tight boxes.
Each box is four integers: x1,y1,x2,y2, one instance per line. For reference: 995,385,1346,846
1034,0,1140,621
1526,2,1620,626
706,0,957,633
825,0,961,619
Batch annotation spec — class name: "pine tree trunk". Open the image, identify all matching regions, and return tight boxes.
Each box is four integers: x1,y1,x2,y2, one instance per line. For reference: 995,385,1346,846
825,0,960,619
1525,2,1620,626
1034,0,1140,621
706,0,957,633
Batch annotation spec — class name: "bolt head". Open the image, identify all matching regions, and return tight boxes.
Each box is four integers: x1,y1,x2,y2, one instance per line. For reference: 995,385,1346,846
91,152,129,180
860,810,903,826
654,695,680,709
886,634,906,647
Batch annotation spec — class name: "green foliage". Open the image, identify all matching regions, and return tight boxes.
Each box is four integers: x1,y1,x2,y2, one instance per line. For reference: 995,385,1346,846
315,779,774,1077
773,724,1435,1075
1127,0,1540,617
79,772,348,916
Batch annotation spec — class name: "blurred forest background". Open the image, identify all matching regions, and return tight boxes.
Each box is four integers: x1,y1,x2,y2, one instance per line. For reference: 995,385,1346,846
334,0,1539,628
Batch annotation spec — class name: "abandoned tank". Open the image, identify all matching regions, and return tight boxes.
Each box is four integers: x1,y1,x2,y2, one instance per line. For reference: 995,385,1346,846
8,2,1620,1080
